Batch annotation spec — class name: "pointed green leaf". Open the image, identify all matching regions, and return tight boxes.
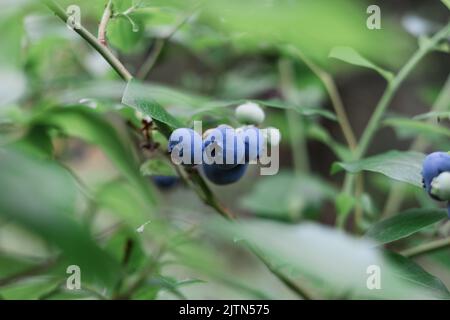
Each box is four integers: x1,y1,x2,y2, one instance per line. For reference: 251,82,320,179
332,150,425,187
384,250,449,297
122,79,183,131
329,46,393,81
366,208,447,244
0,148,120,286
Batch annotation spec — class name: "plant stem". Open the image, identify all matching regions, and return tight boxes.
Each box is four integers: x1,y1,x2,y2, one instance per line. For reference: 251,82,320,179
42,0,133,82
278,59,309,173
287,47,357,152
137,11,195,79
401,237,450,258
98,0,113,46
356,22,450,159
340,22,450,225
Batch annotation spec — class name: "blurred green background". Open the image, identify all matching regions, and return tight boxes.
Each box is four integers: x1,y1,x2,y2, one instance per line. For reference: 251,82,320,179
0,0,449,300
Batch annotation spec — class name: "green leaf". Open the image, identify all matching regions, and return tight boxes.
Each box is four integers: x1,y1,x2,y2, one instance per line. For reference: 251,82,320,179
96,179,153,227
383,250,449,297
33,106,155,204
365,208,447,244
107,15,144,53
140,158,177,177
329,46,393,81
335,192,355,217
210,219,444,299
240,171,335,221
385,117,450,139
122,79,183,132
332,150,425,187
442,0,450,10
0,148,120,286
0,68,26,107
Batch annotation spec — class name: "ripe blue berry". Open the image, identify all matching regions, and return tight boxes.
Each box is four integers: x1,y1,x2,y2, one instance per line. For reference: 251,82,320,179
201,163,248,185
422,152,450,198
238,126,265,162
168,128,202,165
203,125,245,170
152,176,179,189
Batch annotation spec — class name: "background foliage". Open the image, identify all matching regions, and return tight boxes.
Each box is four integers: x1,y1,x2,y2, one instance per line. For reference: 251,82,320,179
0,0,449,299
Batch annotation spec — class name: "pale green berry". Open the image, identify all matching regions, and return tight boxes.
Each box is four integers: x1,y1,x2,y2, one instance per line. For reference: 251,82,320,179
430,171,450,201
235,102,265,125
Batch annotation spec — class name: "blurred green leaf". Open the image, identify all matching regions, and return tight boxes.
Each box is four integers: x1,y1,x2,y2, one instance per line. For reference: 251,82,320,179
329,46,393,81
209,219,444,298
0,68,26,107
0,277,61,300
335,192,355,217
107,15,145,53
385,117,450,139
33,106,156,203
383,250,449,297
332,151,425,187
241,171,335,221
365,208,447,244
0,148,120,286
442,0,450,10
96,179,153,227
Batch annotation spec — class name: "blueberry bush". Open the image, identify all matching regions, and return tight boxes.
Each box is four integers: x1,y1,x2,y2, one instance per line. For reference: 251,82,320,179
0,0,449,299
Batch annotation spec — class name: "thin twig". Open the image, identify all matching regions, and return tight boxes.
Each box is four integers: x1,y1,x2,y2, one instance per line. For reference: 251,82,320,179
401,237,450,258
137,11,196,79
42,0,133,81
98,0,113,46
286,46,357,152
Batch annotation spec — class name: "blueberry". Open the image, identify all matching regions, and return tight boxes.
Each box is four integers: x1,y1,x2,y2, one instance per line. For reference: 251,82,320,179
168,128,202,165
422,152,450,198
203,125,245,170
201,163,248,185
238,126,265,162
152,176,179,189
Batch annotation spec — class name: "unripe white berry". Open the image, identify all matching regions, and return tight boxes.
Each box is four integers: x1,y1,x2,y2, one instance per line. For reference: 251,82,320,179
261,127,281,146
235,102,265,125
431,172,450,201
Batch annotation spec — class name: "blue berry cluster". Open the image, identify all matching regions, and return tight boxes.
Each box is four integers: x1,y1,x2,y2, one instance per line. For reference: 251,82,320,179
422,151,450,217
168,125,265,185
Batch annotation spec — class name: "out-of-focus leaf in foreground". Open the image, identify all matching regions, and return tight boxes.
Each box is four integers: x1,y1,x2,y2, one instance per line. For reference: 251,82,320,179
33,106,156,204
365,208,447,245
0,148,120,286
209,219,448,298
241,171,335,221
332,151,425,187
